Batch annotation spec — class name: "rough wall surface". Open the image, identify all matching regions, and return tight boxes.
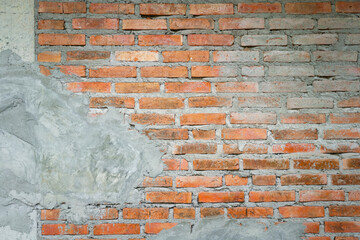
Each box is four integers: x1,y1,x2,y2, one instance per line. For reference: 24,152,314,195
35,0,360,239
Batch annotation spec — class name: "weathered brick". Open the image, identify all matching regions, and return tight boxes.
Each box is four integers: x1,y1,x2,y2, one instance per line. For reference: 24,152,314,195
213,51,259,62
268,66,314,76
116,51,158,62
170,18,214,29
146,192,192,203
250,191,295,202
72,18,119,30
163,51,209,62
324,128,360,139
225,175,248,186
241,35,287,46
336,1,360,13
304,222,320,234
37,51,61,62
89,66,136,78
140,4,186,15
139,35,182,46
329,206,360,217
42,224,88,235
41,209,60,221
294,159,339,170
192,130,216,140
346,34,360,45
230,112,276,125
269,18,315,29
193,159,239,171
219,18,264,30
67,51,110,61
238,96,280,108
173,143,217,155
39,2,86,14
317,66,360,76
131,114,174,125
141,66,187,78
198,192,244,203
90,35,134,45
319,18,360,29
188,34,234,46
145,223,177,234
67,82,111,93
176,176,222,188
321,143,360,154
89,3,135,14
279,206,325,218
313,51,358,62
180,113,226,125
273,143,316,153
293,34,338,45
57,65,86,77
221,128,267,140
272,129,318,140
190,4,234,15
300,190,345,201
264,51,310,62
90,208,118,220
223,144,268,154
243,159,289,170
38,19,64,30
252,175,276,186
280,113,326,124
123,19,167,30
287,98,333,109
343,158,360,169
216,82,258,93
165,82,211,93
281,174,327,185
227,207,247,218
174,208,195,219
338,97,360,108
189,97,232,108
191,66,237,78
162,158,188,171
285,2,331,14
141,176,173,187
200,208,224,218
144,129,188,140
123,208,168,220
38,34,85,46
334,237,359,240
332,174,360,185
325,222,360,233
261,81,307,92
115,82,160,93
242,66,264,77
238,3,281,13
89,97,135,109
349,191,360,201
247,207,273,218
139,97,184,109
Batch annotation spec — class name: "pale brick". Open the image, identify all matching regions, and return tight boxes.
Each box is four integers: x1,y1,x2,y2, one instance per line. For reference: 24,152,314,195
241,35,287,46
319,18,360,29
261,81,307,93
313,81,360,92
316,66,360,76
268,66,314,76
345,34,360,45
213,51,259,62
313,51,358,62
264,51,310,62
287,98,333,109
293,34,338,45
242,66,264,77
269,18,315,30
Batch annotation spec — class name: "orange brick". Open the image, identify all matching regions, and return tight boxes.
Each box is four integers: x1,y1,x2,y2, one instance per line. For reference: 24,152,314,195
329,206,360,217
42,224,88,235
139,35,183,46
321,143,360,154
285,2,332,14
39,2,86,14
228,207,247,218
225,175,248,186
174,208,195,219
230,112,276,124
238,3,281,13
247,207,273,218
272,143,316,153
281,174,327,185
115,82,160,93
170,19,214,30
131,114,174,125
140,4,186,15
249,191,295,202
90,208,118,220
173,143,217,155
163,50,209,62
180,113,226,125
72,18,119,30
336,1,360,13
330,113,360,124
67,82,111,93
191,66,237,77
57,65,85,77
146,192,192,203
223,144,268,154
123,19,167,30
304,222,320,233
144,129,188,140
89,97,134,109
324,128,360,139
62,2,86,13
37,51,61,62
300,190,345,201
89,3,134,14
272,129,318,140
332,174,360,185
115,51,158,61
141,66,187,78
89,66,136,78
162,159,188,170
67,51,110,61
221,128,267,140
219,18,264,30
252,175,276,186
189,97,231,108
325,222,360,233
198,192,244,203
165,82,211,93
142,176,173,187
279,206,325,218
94,223,140,235
200,208,224,218
41,209,60,221
280,113,326,124
294,159,339,170
343,158,360,169
216,82,258,92
123,208,169,219
244,159,289,170
90,35,134,46
188,34,234,46
176,176,222,188
192,130,216,140
145,223,177,234
139,97,184,109
190,4,234,15
38,34,85,46
193,159,239,171
38,19,64,30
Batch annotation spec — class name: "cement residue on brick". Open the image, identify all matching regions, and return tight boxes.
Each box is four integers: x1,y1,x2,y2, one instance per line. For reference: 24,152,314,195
0,50,164,235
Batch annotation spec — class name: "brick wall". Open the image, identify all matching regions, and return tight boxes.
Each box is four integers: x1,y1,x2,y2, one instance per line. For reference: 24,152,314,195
36,1,360,239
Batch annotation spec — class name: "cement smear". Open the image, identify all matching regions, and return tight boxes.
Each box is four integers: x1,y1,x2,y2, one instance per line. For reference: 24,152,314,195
0,50,164,236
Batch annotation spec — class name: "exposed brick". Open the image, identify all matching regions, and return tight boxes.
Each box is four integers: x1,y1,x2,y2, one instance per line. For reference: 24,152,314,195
57,65,86,77
216,82,258,93
332,174,360,185
162,159,188,171
281,174,327,185
141,66,187,78
192,66,237,78
190,4,234,15
247,207,273,218
146,192,192,203
39,2,86,14
287,98,333,109
193,159,239,171
41,209,60,221
89,97,134,109
228,207,247,218
238,96,280,108
198,192,244,203
273,143,316,153
222,128,267,140
338,97,360,108
89,3,135,14
89,66,136,78
90,35,134,46
285,2,331,14
314,51,358,62
304,222,320,234
116,51,159,62
173,143,217,155
343,158,360,169
62,2,86,13
269,18,315,29
230,112,276,125
228,143,267,155
38,19,64,30
261,81,307,92
140,4,186,15
123,19,167,30
324,128,360,139
268,66,314,76
180,113,226,125
67,82,111,93
300,190,345,201
238,3,281,13
329,206,360,217
321,143,360,154
139,97,184,109
42,224,88,235
319,18,360,29
115,82,160,93
123,208,169,220
272,129,318,140
200,208,224,218
279,206,325,218
264,51,310,62
225,175,248,186
142,176,173,187
336,1,360,13
242,66,264,77
334,237,359,240
176,176,222,188
170,18,214,30
293,34,338,45
145,223,177,234
219,18,264,30
139,35,183,46
325,222,360,233
349,191,360,201
189,97,232,108
72,18,119,30
252,175,276,186
250,191,295,202
188,34,234,46
242,35,287,46
213,51,259,62
314,80,360,92
243,159,289,170
163,51,209,62
67,51,110,61
131,114,174,125
165,82,211,93
192,130,216,140
174,208,195,219
317,66,360,76
294,159,339,170
38,34,85,46
37,51,61,62
346,34,360,45
280,113,326,124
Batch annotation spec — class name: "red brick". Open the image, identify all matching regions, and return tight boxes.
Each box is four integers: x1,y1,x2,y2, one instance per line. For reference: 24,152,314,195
349,191,360,201
198,192,244,203
94,223,140,235
325,222,360,233
343,158,360,169
238,96,280,107
219,18,264,30
146,192,192,203
190,4,233,15
244,159,289,170
38,19,64,30
140,97,184,109
39,66,52,76
304,222,320,233
67,82,111,93
63,2,86,13
193,159,239,171
89,3,134,14
330,206,360,217
321,143,360,154
332,174,360,185
238,3,281,13
247,207,273,218
306,237,331,240
131,114,174,125
139,35,182,46
330,113,360,124
123,19,167,30
89,66,136,78
279,206,325,218
189,97,231,108
334,237,359,240
192,130,216,140
67,51,110,61
140,4,186,15
162,159,188,171
176,176,222,188
252,175,276,186
174,208,195,219
338,97,360,108
123,208,168,220
324,128,360,139
39,2,86,14
90,208,118,220
192,66,236,78
250,191,295,202
294,159,339,170
115,82,160,93
41,209,60,221
163,51,209,62
281,174,327,185
38,34,85,46
72,18,119,30
285,2,331,14
201,208,224,218
272,129,318,140
336,1,360,13
228,207,247,218
225,175,248,186
221,128,267,140
57,65,85,77
145,223,177,234
180,113,225,125
223,144,268,154
37,51,61,62
116,51,158,62
89,97,134,109
216,82,258,93
165,82,211,93
145,128,188,140
230,112,276,125
141,66,187,78
280,113,326,124
173,143,217,155
42,224,88,235
142,176,173,187
90,35,134,46
300,190,345,201
188,34,234,46
170,19,214,30
272,143,316,153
